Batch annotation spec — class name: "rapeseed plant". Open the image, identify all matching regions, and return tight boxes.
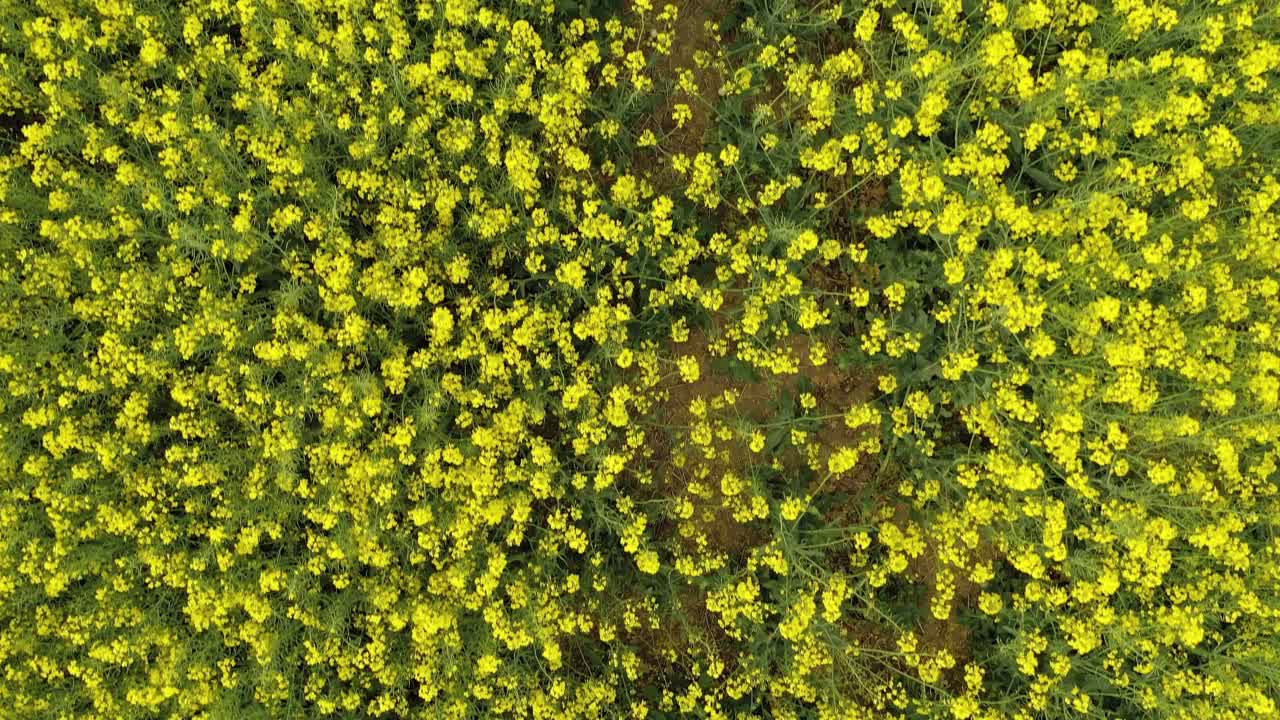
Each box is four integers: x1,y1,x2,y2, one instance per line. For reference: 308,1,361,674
1,0,1278,717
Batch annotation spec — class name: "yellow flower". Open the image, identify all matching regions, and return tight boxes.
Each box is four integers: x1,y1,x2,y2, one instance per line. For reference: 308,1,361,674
636,550,659,574
671,103,692,128
139,37,167,66
780,496,807,521
719,144,740,166
677,355,700,382
556,259,587,289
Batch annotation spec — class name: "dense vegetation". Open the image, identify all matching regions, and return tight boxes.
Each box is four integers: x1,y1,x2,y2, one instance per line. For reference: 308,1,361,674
2,0,1279,717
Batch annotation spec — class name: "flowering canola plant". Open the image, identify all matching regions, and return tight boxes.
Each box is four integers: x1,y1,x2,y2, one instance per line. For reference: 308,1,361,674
1,0,1279,718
